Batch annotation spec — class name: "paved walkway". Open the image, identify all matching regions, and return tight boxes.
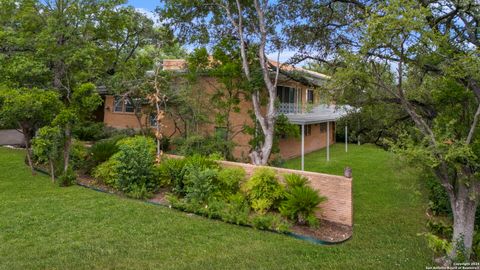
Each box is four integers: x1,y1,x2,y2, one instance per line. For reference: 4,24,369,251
0,129,24,145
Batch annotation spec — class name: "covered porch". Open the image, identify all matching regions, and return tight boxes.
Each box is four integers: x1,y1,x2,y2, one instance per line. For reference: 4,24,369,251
284,104,350,171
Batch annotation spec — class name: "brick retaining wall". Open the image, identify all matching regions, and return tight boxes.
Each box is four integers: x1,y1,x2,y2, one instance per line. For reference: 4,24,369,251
219,160,353,227
167,154,353,227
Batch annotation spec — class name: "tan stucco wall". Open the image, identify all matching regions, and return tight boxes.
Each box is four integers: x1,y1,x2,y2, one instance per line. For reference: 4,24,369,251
103,76,335,161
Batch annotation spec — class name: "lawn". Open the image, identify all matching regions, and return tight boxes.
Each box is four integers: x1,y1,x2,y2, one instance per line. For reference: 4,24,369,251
0,144,431,269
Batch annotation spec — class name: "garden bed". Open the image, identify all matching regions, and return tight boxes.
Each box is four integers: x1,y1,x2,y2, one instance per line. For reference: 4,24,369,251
77,175,352,244
33,135,353,245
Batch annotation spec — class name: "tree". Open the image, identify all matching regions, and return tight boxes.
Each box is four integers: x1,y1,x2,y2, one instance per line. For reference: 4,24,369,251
149,57,170,160
32,126,63,182
0,0,159,172
296,0,480,261
52,83,102,174
159,0,286,165
0,88,61,174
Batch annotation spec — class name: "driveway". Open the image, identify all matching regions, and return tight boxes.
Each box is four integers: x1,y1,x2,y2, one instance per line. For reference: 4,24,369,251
0,129,24,145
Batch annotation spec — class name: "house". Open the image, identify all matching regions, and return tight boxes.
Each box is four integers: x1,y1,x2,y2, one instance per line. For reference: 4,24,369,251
98,59,348,164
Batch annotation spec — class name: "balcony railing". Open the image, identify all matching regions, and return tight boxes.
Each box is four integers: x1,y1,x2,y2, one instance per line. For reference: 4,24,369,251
278,103,302,114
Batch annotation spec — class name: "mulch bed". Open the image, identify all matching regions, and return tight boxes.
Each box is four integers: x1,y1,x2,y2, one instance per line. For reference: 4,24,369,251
291,221,352,242
77,177,352,244
77,175,120,195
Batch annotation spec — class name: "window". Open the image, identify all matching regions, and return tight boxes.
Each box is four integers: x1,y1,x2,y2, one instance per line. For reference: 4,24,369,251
113,96,139,113
113,96,124,112
124,99,135,112
150,114,157,127
299,125,312,136
277,86,298,103
320,123,327,133
307,90,314,104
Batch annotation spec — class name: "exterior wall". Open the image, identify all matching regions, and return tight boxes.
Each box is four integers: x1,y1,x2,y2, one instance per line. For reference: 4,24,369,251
279,122,336,159
102,76,334,161
103,95,146,129
103,95,185,137
216,158,352,226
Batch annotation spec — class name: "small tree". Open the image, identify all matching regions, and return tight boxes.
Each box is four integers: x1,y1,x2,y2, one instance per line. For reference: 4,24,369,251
52,83,102,174
0,88,61,174
32,126,63,182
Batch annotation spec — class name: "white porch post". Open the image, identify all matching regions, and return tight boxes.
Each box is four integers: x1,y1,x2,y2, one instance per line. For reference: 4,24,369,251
301,124,305,171
326,121,330,161
345,124,348,152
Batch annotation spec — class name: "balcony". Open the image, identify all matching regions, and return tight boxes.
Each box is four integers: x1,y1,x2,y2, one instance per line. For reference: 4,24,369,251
278,103,302,114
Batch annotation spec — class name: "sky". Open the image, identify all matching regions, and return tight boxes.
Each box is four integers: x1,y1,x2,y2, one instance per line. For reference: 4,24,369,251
127,0,158,11
126,0,298,63
126,0,159,23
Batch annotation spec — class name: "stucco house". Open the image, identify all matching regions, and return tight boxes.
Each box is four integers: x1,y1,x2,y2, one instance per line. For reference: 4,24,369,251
97,59,348,165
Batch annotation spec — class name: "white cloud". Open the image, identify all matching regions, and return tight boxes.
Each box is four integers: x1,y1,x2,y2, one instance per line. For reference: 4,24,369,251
267,50,306,65
135,8,161,26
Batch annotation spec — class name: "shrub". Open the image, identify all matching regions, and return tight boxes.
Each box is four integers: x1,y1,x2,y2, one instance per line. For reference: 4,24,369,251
114,136,156,193
167,195,206,215
89,135,126,166
284,174,309,190
251,198,272,215
423,232,452,257
217,167,245,196
251,213,291,232
474,231,480,260
279,186,326,225
306,214,320,228
69,140,89,171
252,214,275,230
93,158,120,187
174,135,235,160
220,193,250,225
426,219,453,240
183,165,219,203
73,121,107,141
426,176,451,216
58,168,77,187
103,127,137,138
163,155,220,196
154,158,188,189
205,198,227,219
184,154,220,170
271,216,292,233
242,168,285,212
127,184,153,199
268,155,285,168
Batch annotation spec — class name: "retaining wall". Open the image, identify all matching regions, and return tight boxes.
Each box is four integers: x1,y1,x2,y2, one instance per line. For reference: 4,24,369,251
168,155,353,227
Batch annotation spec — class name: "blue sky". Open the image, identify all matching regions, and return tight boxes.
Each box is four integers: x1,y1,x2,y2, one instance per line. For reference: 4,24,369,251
127,0,158,11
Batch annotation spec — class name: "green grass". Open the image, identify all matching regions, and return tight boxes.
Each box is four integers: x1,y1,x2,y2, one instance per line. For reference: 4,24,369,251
0,144,431,269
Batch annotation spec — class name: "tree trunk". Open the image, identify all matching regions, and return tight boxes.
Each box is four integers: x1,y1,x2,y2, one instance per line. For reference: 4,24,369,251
20,125,36,175
63,126,71,174
449,187,478,261
49,159,55,183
